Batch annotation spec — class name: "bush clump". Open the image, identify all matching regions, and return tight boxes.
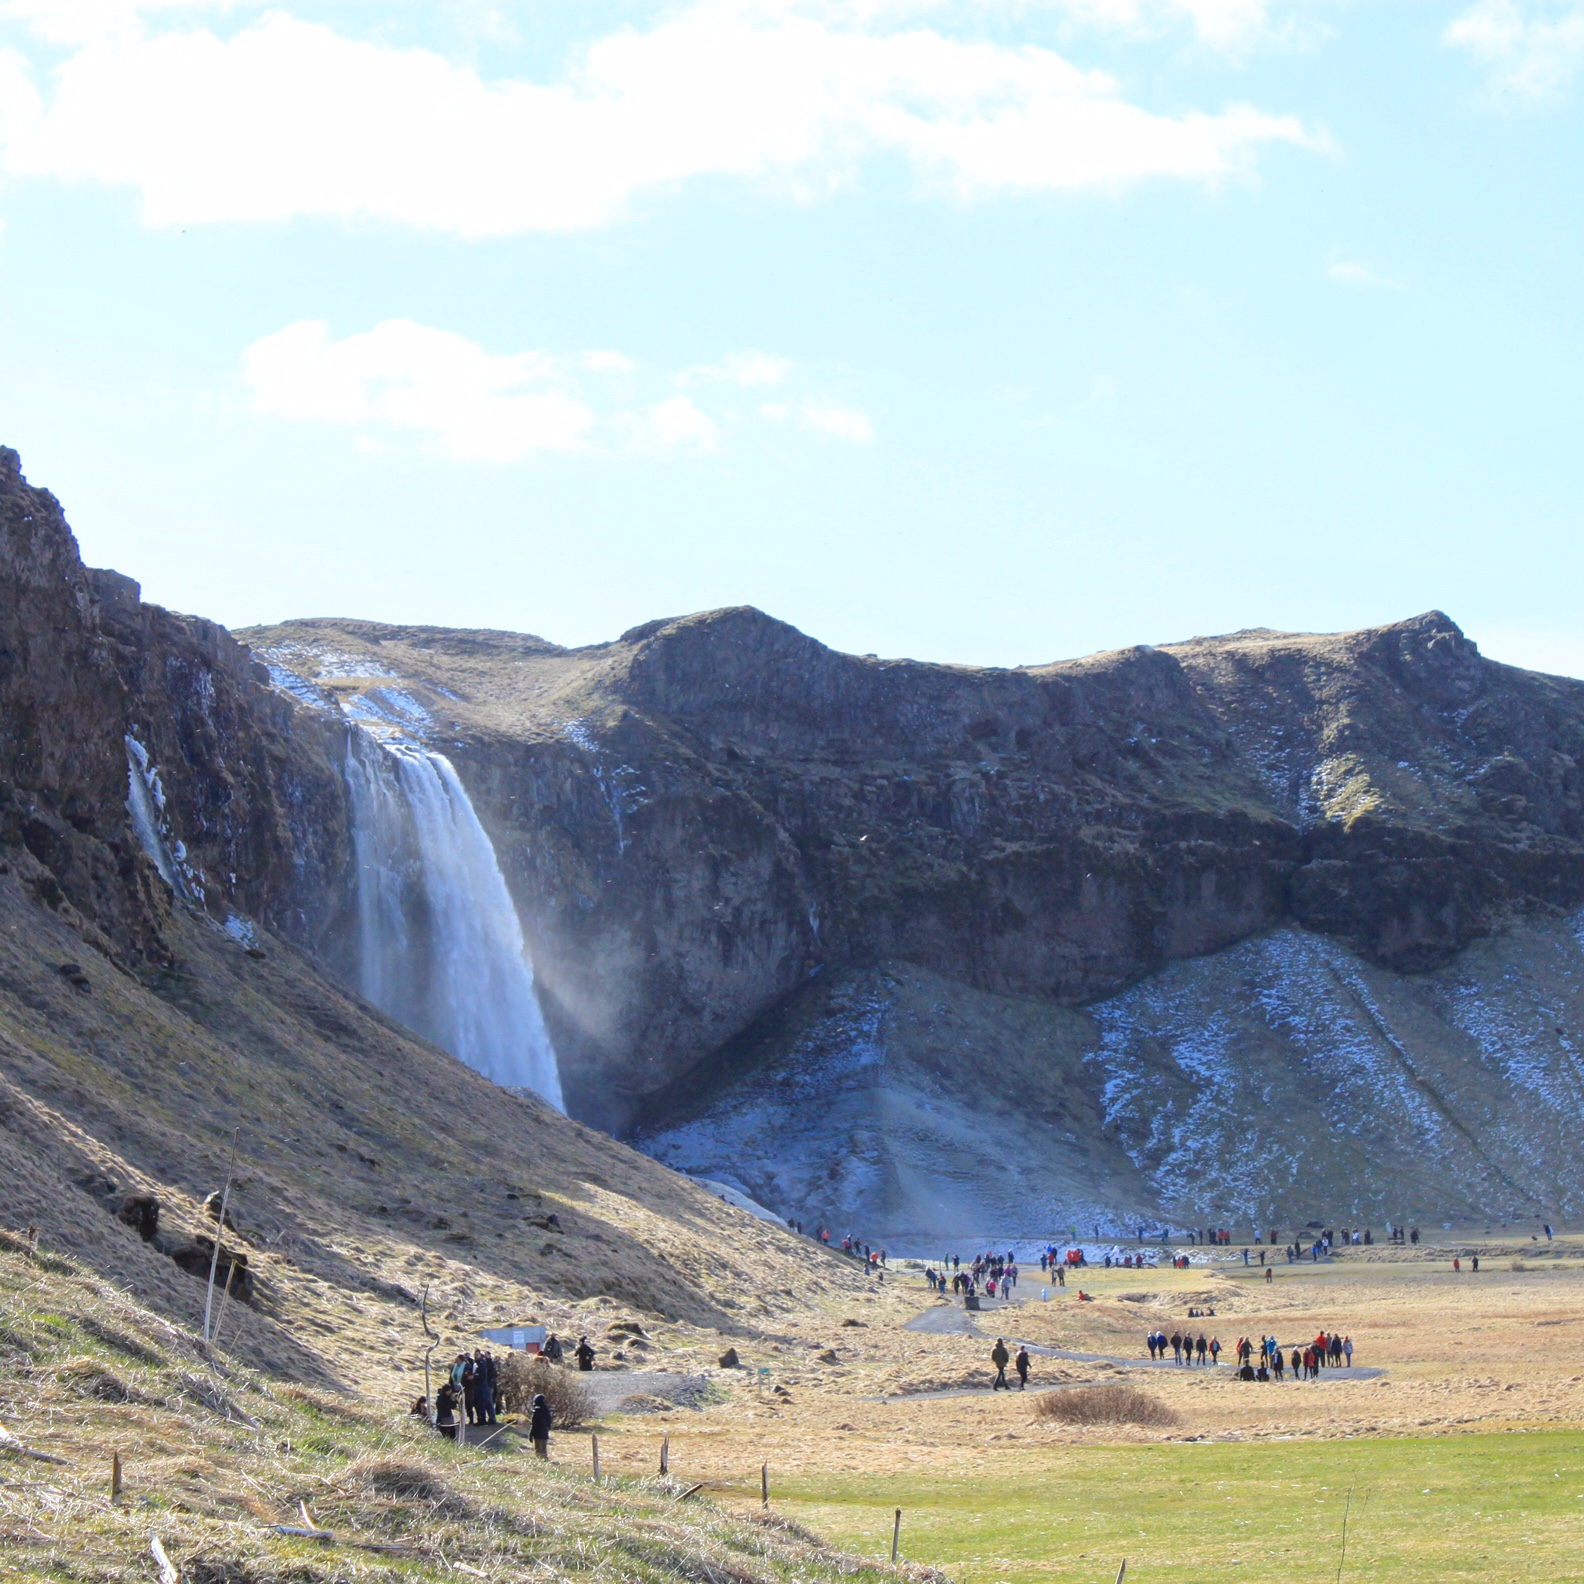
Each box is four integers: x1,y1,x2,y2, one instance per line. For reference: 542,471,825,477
496,1353,593,1427
1034,1383,1179,1427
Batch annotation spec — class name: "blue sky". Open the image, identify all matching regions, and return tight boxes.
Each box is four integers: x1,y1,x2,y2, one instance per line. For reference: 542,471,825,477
2,0,1582,673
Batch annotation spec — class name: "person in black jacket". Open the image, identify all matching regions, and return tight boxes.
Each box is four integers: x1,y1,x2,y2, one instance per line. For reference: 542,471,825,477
434,1381,459,1440
575,1335,596,1371
1015,1346,1031,1389
529,1392,552,1458
990,1338,1010,1389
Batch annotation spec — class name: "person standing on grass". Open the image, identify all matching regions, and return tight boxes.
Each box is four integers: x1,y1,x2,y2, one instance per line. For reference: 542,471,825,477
1016,1346,1031,1389
575,1335,596,1372
434,1379,459,1441
991,1338,1011,1389
529,1392,552,1459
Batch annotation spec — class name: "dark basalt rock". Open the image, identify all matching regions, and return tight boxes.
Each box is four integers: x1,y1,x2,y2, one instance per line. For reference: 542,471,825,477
165,1235,255,1303
116,1193,160,1241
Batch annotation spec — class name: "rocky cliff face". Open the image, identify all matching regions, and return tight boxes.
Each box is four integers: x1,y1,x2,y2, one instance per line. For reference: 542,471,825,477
248,605,1584,1140
9,441,1584,1233
0,447,353,973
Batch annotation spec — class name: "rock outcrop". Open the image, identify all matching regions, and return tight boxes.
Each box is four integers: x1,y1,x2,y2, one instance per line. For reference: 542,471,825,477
0,446,353,972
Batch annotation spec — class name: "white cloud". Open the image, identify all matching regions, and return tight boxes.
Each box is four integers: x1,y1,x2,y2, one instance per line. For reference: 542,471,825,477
1446,0,1584,99
1325,259,1401,289
243,319,596,461
0,1,1321,236
1054,0,1280,50
241,319,865,459
681,349,794,387
763,397,875,440
644,394,721,450
799,400,873,441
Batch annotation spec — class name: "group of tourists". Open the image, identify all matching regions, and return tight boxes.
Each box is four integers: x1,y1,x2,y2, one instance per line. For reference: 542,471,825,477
1145,1328,1355,1376
926,1250,1022,1298
1148,1329,1220,1365
1229,1332,1355,1380
407,1328,597,1457
810,1227,889,1271
426,1349,502,1431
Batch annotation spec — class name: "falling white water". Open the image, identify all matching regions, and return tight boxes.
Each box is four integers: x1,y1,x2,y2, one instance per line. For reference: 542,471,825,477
125,734,202,901
345,730,564,1109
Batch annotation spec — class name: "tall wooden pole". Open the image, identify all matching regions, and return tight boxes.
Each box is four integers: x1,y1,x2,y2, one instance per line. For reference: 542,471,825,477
202,1129,240,1345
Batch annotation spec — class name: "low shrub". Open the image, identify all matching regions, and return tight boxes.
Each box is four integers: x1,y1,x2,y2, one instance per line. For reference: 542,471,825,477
496,1353,593,1427
1034,1383,1179,1427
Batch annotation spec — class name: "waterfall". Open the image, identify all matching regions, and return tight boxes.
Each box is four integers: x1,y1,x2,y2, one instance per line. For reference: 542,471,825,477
345,730,564,1109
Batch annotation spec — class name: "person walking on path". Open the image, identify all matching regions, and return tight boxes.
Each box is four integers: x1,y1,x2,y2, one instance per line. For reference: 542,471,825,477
991,1338,1011,1389
529,1392,552,1459
575,1335,596,1372
1209,1336,1221,1365
1015,1346,1031,1389
1171,1331,1184,1364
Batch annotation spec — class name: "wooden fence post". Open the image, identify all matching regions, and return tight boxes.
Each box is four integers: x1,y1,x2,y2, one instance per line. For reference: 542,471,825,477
892,1508,901,1563
111,1451,122,1504
761,1462,769,1508
592,1434,601,1484
660,1434,669,1475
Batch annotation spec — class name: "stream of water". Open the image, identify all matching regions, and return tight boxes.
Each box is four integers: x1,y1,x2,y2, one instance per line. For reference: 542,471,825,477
345,730,564,1108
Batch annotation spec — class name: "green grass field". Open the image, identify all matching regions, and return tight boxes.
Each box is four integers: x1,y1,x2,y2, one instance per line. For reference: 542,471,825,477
763,1432,1584,1584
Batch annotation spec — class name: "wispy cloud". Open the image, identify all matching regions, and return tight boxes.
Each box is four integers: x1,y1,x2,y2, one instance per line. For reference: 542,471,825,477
761,398,876,441
1446,0,1584,99
1325,258,1402,289
0,1,1323,236
679,350,794,388
241,319,871,460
